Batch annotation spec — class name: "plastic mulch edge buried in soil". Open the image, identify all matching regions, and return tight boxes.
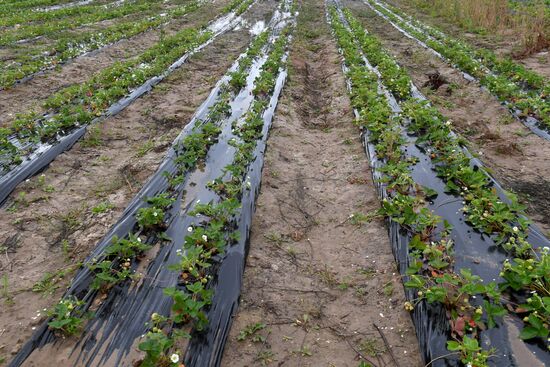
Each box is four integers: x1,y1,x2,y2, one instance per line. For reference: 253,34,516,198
8,4,294,367
361,0,550,142
329,2,550,366
0,0,256,206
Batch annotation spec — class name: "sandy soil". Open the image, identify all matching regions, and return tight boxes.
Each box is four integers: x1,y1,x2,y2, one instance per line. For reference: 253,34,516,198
345,0,550,235
383,0,550,79
0,0,278,364
0,0,232,126
221,0,423,366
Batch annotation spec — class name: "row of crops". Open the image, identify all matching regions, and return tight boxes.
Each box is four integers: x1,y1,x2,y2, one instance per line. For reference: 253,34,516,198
7,0,297,365
0,0,201,87
1,0,549,365
0,0,256,204
364,0,550,139
0,0,262,88
328,0,549,366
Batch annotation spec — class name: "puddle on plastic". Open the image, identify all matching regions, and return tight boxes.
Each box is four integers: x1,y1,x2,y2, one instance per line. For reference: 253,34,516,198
250,20,266,35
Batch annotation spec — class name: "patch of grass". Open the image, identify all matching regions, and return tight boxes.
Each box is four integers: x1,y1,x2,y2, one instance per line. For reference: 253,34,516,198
383,281,394,297
81,126,103,148
357,266,377,278
7,191,29,212
447,82,461,93
317,265,338,286
92,201,115,215
136,140,155,157
338,276,352,290
256,349,276,366
59,208,82,232
498,115,515,125
514,129,531,137
355,286,368,298
264,232,289,246
61,239,72,260
32,265,79,296
430,94,456,109
349,212,376,226
154,83,170,93
296,345,312,357
1,274,14,305
238,322,267,342
359,337,385,357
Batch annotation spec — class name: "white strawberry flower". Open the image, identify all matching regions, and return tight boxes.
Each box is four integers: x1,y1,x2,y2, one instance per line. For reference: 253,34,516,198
170,353,179,363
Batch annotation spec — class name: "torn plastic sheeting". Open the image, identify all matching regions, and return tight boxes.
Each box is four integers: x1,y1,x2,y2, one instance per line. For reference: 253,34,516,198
331,3,550,366
0,3,253,206
361,0,550,141
8,5,291,366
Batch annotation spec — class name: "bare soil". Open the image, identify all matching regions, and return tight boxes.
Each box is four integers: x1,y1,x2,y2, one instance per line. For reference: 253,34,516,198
384,0,550,79
0,0,233,126
221,0,423,366
0,0,278,364
345,0,550,235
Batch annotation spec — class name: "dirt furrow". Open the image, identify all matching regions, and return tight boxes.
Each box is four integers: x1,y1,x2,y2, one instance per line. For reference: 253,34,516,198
0,1,278,363
221,0,423,366
345,0,550,234
0,0,230,126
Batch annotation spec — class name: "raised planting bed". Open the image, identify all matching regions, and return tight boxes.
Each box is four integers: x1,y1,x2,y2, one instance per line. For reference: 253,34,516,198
0,0,204,89
361,0,550,139
8,1,296,365
0,0,177,45
0,0,258,205
328,2,550,366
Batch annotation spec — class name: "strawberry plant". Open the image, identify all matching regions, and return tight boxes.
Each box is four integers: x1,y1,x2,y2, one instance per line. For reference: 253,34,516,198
104,234,151,259
88,260,133,291
47,296,87,336
447,336,493,367
329,5,550,363
364,0,550,128
136,18,293,364
0,0,265,171
136,207,166,231
0,1,202,88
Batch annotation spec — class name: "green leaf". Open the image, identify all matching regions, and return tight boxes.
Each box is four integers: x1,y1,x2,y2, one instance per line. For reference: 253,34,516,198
462,336,479,352
519,326,540,340
422,186,438,200
404,275,425,289
428,258,449,269
446,340,461,351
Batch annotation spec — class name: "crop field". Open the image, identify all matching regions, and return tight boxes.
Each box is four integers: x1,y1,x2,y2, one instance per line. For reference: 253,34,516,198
0,0,549,366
